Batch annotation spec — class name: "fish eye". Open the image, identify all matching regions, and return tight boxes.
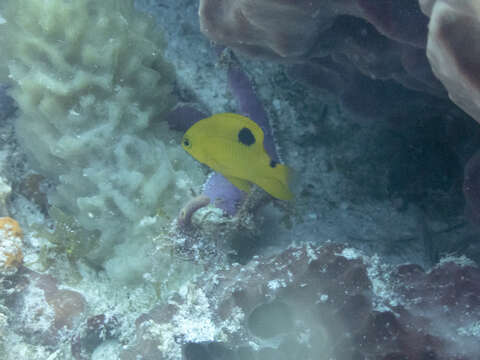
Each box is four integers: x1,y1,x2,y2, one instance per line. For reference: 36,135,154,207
183,137,191,148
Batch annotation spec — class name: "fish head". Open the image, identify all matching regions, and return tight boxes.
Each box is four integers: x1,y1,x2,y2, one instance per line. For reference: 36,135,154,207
181,126,213,165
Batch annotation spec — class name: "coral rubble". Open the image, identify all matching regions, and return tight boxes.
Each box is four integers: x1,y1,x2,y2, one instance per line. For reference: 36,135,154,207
119,243,480,360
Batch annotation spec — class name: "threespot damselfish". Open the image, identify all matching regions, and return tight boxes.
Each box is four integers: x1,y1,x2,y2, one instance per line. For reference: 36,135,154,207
181,113,293,200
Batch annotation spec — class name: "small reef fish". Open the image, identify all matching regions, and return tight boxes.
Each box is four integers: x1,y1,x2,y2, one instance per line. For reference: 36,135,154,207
181,113,293,200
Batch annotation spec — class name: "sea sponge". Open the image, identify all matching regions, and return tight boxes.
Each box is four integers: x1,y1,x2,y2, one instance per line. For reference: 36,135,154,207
0,216,23,275
0,0,204,283
199,0,446,120
420,0,480,124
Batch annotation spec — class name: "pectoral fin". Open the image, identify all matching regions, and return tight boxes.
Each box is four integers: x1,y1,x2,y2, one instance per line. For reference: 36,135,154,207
226,175,251,193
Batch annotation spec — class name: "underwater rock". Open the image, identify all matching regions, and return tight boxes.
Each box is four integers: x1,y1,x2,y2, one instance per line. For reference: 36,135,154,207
17,174,49,215
71,314,120,360
3,268,86,346
182,341,239,360
0,84,16,122
0,306,7,354
119,243,480,359
119,296,186,360
463,150,480,224
420,0,480,124
167,103,209,132
0,176,11,217
199,0,447,120
0,216,23,276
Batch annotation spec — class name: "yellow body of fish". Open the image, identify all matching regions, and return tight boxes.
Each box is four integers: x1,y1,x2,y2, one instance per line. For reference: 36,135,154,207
181,113,293,200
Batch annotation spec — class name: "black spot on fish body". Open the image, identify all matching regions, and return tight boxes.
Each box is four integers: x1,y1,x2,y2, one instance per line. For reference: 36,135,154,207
238,127,255,146
270,160,277,168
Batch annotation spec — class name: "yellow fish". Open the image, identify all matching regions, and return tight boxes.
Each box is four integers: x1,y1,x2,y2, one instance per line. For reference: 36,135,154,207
181,113,293,200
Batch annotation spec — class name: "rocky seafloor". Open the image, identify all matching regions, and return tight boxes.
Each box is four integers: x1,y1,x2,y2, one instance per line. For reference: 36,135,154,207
1,0,480,359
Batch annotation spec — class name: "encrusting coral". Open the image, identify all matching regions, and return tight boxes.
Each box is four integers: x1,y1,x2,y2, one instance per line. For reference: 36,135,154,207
0,216,23,275
0,216,21,238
